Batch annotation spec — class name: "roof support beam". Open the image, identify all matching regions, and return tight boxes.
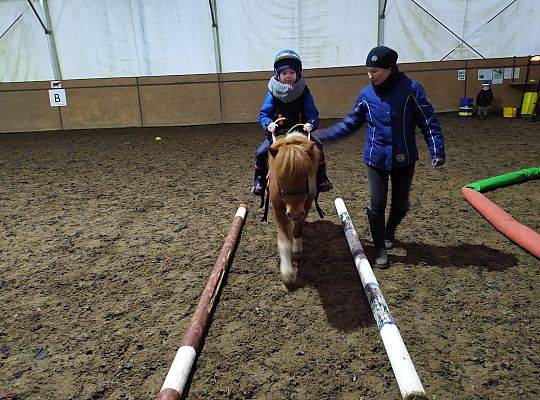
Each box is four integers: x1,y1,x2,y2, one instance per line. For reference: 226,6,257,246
208,0,222,73
377,0,388,46
27,0,50,33
440,0,518,61
409,0,485,60
42,0,62,79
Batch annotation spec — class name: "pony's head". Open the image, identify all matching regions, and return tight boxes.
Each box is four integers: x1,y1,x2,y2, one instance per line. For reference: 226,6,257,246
268,133,318,220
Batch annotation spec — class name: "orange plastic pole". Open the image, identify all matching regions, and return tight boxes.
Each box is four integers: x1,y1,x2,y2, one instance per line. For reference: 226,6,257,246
462,187,540,258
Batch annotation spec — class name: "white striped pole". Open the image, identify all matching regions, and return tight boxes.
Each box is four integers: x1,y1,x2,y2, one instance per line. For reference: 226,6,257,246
157,205,248,400
335,198,427,400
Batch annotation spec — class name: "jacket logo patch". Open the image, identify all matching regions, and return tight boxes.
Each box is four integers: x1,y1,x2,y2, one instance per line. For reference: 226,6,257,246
396,153,406,162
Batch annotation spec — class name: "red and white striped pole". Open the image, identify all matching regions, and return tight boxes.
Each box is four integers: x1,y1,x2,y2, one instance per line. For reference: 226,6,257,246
335,198,427,400
157,205,247,400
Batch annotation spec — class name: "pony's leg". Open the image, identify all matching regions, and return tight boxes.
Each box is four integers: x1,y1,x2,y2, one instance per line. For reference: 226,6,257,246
275,212,295,288
291,218,305,265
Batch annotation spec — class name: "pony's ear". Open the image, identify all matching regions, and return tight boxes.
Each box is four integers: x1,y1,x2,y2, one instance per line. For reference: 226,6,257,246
268,145,279,158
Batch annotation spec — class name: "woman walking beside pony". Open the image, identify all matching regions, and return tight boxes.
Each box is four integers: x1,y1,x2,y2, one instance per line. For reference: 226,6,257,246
313,46,446,268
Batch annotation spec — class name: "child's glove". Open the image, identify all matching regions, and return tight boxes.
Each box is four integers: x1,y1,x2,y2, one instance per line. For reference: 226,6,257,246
431,157,445,168
267,122,277,133
303,123,313,133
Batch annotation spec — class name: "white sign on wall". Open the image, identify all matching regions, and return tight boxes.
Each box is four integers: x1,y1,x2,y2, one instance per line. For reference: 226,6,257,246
457,69,466,80
513,67,520,79
492,69,503,84
503,68,513,79
477,69,493,81
49,89,67,107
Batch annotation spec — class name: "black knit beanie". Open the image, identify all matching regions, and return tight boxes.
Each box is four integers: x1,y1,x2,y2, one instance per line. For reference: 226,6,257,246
366,46,398,70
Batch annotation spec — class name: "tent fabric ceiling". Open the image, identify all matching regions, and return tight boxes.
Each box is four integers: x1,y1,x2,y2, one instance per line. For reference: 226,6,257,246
0,1,54,82
0,0,538,83
216,0,378,72
384,0,540,63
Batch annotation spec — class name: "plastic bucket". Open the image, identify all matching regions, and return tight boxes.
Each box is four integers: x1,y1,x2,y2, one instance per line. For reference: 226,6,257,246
460,97,474,107
503,107,514,118
459,97,473,118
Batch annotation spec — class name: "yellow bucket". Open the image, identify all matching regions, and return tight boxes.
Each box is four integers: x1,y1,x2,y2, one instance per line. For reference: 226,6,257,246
503,107,514,118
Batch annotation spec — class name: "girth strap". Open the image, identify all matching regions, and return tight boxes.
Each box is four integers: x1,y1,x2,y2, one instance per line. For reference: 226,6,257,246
314,192,325,219
261,188,270,222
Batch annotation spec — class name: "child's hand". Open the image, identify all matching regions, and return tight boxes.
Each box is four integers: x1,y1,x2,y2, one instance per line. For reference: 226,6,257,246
303,123,313,133
267,122,277,133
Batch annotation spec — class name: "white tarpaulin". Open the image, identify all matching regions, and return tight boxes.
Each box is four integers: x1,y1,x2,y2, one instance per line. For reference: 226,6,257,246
0,0,539,82
383,0,540,62
216,0,379,72
0,0,216,82
0,1,54,82
47,0,216,79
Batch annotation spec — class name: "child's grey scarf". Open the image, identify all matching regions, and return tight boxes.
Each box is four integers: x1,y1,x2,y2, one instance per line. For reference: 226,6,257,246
268,77,306,103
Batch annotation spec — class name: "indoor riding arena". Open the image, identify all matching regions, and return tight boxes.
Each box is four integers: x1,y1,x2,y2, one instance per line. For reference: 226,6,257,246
1,1,539,400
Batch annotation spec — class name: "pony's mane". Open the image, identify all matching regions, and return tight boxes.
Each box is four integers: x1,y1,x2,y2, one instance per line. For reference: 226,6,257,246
269,133,318,179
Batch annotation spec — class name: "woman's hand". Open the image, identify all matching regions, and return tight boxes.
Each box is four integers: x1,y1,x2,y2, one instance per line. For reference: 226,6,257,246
303,123,313,133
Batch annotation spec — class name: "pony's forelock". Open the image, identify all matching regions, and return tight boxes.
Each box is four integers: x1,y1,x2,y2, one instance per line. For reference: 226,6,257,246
269,135,318,180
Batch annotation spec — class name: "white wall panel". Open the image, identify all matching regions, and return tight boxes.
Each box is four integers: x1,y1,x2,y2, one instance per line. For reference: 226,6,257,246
217,0,378,72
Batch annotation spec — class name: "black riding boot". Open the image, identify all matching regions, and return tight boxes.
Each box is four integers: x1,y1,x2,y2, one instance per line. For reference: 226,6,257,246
317,162,333,192
312,139,333,193
252,168,267,196
367,207,388,268
385,207,408,249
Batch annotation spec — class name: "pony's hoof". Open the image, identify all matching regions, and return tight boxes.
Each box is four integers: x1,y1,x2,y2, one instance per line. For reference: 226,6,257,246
281,281,293,292
280,271,297,291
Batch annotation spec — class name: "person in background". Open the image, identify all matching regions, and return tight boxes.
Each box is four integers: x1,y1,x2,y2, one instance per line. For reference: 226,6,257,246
312,46,445,268
476,81,493,119
253,49,332,196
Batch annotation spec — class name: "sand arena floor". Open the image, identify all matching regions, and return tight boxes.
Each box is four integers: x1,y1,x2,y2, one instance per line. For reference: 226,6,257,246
0,115,538,399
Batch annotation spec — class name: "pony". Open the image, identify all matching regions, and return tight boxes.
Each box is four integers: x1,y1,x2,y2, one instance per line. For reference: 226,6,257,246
267,131,319,289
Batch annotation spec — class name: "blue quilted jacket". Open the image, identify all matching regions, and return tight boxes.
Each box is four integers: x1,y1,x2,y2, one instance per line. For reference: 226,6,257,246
316,73,445,171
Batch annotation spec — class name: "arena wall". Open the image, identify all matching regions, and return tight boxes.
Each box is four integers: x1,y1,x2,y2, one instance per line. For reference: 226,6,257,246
0,57,537,133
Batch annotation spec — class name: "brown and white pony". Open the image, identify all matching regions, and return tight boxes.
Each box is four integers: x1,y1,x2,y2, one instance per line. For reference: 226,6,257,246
268,132,319,289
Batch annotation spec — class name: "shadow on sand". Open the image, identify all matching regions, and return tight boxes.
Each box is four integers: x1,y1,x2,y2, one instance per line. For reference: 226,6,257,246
293,220,518,331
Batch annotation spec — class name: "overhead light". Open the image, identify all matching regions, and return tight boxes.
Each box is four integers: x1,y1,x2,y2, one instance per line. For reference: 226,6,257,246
530,55,540,63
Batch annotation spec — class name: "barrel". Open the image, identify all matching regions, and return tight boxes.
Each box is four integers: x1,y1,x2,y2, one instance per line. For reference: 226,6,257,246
458,97,473,118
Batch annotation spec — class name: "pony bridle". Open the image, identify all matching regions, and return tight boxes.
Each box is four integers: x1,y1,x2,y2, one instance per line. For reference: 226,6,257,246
271,118,312,214
277,175,310,202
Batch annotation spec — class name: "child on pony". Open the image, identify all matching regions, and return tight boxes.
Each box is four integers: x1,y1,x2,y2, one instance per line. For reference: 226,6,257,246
252,49,332,196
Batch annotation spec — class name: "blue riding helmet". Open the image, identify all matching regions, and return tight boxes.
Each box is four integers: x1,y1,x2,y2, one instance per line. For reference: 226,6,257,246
274,49,302,78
